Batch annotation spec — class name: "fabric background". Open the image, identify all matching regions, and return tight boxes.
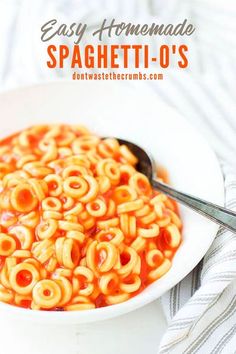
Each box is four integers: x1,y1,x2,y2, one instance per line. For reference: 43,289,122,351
0,0,236,353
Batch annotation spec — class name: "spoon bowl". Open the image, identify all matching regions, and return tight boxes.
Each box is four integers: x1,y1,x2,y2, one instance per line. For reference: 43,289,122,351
115,138,154,180
114,138,236,234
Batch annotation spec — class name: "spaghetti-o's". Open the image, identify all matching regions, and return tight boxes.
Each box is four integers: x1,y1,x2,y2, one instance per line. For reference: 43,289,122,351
0,125,182,310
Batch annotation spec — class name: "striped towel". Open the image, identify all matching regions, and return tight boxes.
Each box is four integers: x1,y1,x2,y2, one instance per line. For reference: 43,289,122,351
138,60,236,354
0,0,236,353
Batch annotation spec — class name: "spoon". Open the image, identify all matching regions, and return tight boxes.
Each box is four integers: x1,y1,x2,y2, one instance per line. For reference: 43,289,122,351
115,138,236,233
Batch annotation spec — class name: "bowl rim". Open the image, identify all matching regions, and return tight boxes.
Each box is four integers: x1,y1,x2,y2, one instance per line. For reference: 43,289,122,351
0,80,224,324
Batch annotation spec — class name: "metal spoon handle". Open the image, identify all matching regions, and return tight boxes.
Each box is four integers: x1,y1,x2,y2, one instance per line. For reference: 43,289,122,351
152,179,236,233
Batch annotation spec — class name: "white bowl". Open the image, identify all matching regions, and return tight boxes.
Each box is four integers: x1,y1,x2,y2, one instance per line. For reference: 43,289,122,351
0,81,224,325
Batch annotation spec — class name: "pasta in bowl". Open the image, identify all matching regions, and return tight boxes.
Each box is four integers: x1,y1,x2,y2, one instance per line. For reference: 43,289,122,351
0,124,182,312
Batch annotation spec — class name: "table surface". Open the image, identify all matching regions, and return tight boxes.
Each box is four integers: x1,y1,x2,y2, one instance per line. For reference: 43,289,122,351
0,300,166,354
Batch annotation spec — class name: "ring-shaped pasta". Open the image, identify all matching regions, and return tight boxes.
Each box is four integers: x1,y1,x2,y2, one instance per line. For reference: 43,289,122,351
14,294,32,308
167,210,182,229
86,241,118,274
62,165,89,179
86,198,107,217
120,214,136,237
0,285,14,303
72,136,99,154
44,174,63,197
112,185,137,205
96,242,118,273
60,195,75,210
105,199,116,218
44,255,57,273
118,246,139,276
43,125,60,139
146,249,164,268
63,238,80,269
74,266,94,282
99,272,119,295
63,176,88,199
106,293,130,305
148,258,171,281
65,215,78,224
32,239,54,264
65,296,95,311
40,141,58,164
131,236,146,252
54,276,73,306
66,230,86,244
64,202,83,217
57,131,76,147
0,190,11,210
97,217,119,229
119,144,138,165
12,250,31,258
96,159,120,185
43,211,63,220
9,263,40,295
4,177,25,189
36,219,58,240
0,257,17,289
96,175,111,194
96,228,124,246
119,164,136,184
55,237,80,269
42,197,62,211
53,268,72,278
9,226,33,250
39,138,56,152
28,178,47,202
23,258,46,278
135,205,151,217
58,220,84,233
156,216,171,228
23,162,53,178
163,224,181,248
129,173,152,196
3,171,29,188
19,211,40,229
58,147,72,158
117,199,144,214
32,279,62,309
73,266,94,296
120,274,141,293
153,203,164,218
137,223,160,238
139,210,157,225
79,176,98,203
65,154,91,169
47,159,64,174
87,154,102,168
0,212,17,228
10,183,38,212
0,233,16,256
97,138,119,158
0,163,13,179
9,176,27,189
150,193,167,205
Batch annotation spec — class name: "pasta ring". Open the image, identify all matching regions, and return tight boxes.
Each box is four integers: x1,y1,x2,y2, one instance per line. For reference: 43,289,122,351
36,219,58,239
0,233,16,256
32,279,62,309
10,183,38,212
9,263,40,295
